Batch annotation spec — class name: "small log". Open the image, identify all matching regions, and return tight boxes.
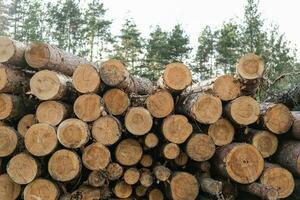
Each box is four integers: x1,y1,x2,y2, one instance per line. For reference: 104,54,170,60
154,165,171,182
135,184,148,197
0,126,18,157
82,142,111,171
57,118,90,149
0,64,27,93
70,186,102,200
170,172,199,200
162,114,193,144
125,107,153,136
260,103,293,134
245,128,278,158
186,134,215,162
208,118,235,146
25,42,89,76
144,132,159,149
124,167,140,185
148,188,164,200
73,93,105,122
23,178,60,200
17,114,36,137
139,169,154,187
30,70,74,101
240,182,279,200
0,173,21,200
113,181,132,199
7,153,40,184
292,111,300,140
106,162,124,181
72,64,101,93
174,151,189,166
158,62,192,93
87,170,106,187
260,163,295,199
25,123,58,156
162,143,180,160
92,115,122,146
225,96,260,125
0,93,24,120
198,176,223,196
100,59,154,94
275,140,300,176
103,88,130,115
48,149,81,182
0,36,27,66
213,143,264,184
115,139,143,166
140,154,153,168
146,89,174,118
36,101,70,126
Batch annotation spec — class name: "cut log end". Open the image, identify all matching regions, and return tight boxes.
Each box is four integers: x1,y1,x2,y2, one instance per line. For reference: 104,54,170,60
213,75,241,101
186,134,215,162
48,149,81,182
0,174,21,200
174,151,189,166
154,165,171,182
115,139,143,166
208,118,235,146
88,171,106,187
125,107,153,136
162,114,193,144
140,170,154,187
163,143,180,159
170,172,199,200
17,114,36,137
25,42,50,68
72,64,100,93
149,188,164,200
135,185,147,197
114,181,132,199
57,118,90,149
100,59,128,86
7,153,39,185
0,93,14,120
163,63,192,91
25,123,57,156
23,179,59,200
146,90,174,118
0,126,18,157
140,154,153,167
0,36,16,63
106,162,124,181
144,132,159,149
82,142,111,171
252,130,278,158
124,167,140,185
36,101,68,126
237,53,264,80
103,88,130,115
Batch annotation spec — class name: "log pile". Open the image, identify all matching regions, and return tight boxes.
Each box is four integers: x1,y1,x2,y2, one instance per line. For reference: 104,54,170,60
0,36,300,200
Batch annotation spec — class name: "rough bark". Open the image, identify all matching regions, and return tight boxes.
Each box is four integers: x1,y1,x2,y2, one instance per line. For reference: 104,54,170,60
240,182,279,200
0,64,27,93
0,36,27,66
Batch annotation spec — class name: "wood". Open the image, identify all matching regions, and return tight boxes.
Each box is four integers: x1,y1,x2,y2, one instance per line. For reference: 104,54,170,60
125,107,153,135
240,182,279,200
139,169,153,187
174,151,189,166
70,186,102,200
225,96,260,125
162,114,193,144
0,36,27,66
124,167,140,185
87,170,106,187
25,123,58,156
0,64,26,93
288,179,300,200
115,139,143,166
113,181,132,198
23,178,60,200
260,103,293,134
25,42,89,76
74,93,105,122
82,142,111,171
146,89,174,118
7,153,40,184
237,53,264,80
48,149,81,182
140,154,153,167
213,143,264,184
159,62,192,92
72,63,100,93
154,165,171,182
0,173,21,200
208,118,235,146
179,93,222,124
162,143,180,159
170,172,199,200
57,118,90,148
144,132,159,149
135,185,147,197
103,88,130,115
0,126,18,157
148,188,164,200
17,114,36,137
0,93,24,120
92,115,122,146
198,177,223,196
106,162,124,181
186,134,215,162
292,111,300,139
213,74,241,101
36,101,70,126
30,70,73,100
260,163,295,198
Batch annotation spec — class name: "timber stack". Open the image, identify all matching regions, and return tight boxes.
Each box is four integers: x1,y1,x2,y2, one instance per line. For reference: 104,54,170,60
0,35,300,200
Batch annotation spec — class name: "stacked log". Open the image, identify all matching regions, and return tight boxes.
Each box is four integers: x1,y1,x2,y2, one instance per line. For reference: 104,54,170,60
0,37,300,200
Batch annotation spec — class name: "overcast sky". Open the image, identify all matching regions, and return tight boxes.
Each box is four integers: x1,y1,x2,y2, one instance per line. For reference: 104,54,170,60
100,0,300,57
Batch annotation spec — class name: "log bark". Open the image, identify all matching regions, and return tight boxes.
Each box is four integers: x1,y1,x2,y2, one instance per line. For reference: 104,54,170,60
292,111,300,140
115,139,143,166
125,107,153,136
0,93,24,120
57,118,90,149
240,182,279,200
146,89,174,118
213,143,264,184
72,64,101,93
106,162,123,181
70,186,102,200
208,118,235,146
23,178,60,200
0,173,21,200
113,181,132,198
260,163,295,199
186,134,215,162
260,103,293,134
162,143,180,160
87,170,106,187
48,149,81,182
0,36,27,66
25,123,58,156
148,188,164,200
124,167,140,185
17,114,36,137
103,88,130,115
0,64,27,93
0,126,18,157
198,176,223,196
25,42,89,76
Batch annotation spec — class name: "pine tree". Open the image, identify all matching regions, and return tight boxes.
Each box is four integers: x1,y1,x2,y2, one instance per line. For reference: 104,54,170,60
0,0,10,36
8,0,26,40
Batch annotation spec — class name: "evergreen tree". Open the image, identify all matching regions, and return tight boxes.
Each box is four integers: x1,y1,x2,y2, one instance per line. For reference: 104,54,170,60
0,0,10,36
8,0,26,40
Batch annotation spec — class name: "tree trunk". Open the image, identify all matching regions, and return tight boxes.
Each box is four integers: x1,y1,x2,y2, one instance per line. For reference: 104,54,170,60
0,64,27,93
292,111,300,140
17,114,36,137
0,126,18,157
25,42,89,76
124,167,140,185
208,118,235,146
0,173,21,200
0,93,24,120
186,134,215,162
115,139,143,166
146,89,174,118
240,182,279,200
23,178,60,200
0,36,27,66
103,88,130,116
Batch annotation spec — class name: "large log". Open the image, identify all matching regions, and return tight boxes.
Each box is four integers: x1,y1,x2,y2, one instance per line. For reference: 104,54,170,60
25,42,89,76
0,36,27,66
208,118,235,146
23,178,60,200
146,89,174,118
0,126,18,157
103,88,130,115
0,64,27,93
0,173,21,200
